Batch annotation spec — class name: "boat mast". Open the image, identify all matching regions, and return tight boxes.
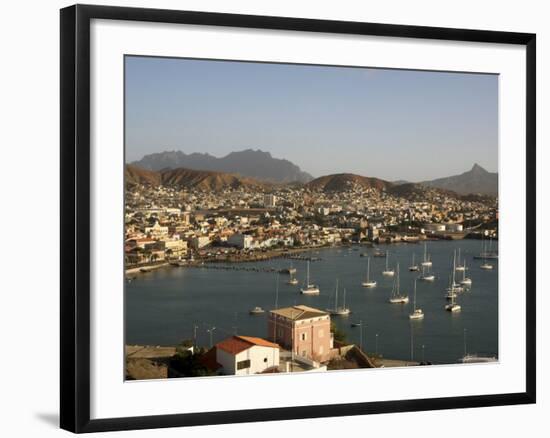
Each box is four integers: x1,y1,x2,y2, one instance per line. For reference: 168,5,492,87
396,263,400,296
343,287,346,310
306,261,310,286
452,250,457,286
366,257,370,282
335,279,339,309
413,279,417,311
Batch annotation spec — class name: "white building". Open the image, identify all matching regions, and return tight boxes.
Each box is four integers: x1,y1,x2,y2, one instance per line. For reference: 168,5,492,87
423,223,446,233
190,236,211,249
144,221,169,237
445,223,464,232
215,336,280,375
227,233,254,249
263,194,277,208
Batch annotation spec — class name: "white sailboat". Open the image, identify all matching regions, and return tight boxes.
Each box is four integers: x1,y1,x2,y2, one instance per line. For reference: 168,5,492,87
382,251,395,276
419,263,435,281
409,279,424,320
287,271,299,285
327,279,351,315
408,253,419,272
300,261,320,295
460,259,472,286
421,242,432,267
445,290,461,312
455,248,466,272
480,245,494,270
389,264,409,304
361,257,377,288
445,250,463,299
445,261,461,312
460,329,496,362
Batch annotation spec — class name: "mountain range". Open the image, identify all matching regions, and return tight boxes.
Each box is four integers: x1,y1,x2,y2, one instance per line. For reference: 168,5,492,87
131,149,313,184
129,149,497,196
420,163,498,196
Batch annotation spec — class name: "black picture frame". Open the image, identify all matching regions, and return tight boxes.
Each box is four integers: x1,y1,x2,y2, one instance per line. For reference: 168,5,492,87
60,4,536,433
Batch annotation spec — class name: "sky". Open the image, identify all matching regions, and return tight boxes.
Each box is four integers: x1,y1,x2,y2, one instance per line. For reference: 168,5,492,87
125,56,498,181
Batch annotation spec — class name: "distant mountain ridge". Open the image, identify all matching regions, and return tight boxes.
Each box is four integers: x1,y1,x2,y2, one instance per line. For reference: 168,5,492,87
131,149,313,184
420,163,498,196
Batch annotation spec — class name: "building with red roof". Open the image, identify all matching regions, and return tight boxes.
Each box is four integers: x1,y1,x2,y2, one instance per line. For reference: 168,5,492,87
215,335,280,375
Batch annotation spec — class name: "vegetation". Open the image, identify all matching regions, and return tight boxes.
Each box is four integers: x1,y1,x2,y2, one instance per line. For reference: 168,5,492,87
169,348,216,377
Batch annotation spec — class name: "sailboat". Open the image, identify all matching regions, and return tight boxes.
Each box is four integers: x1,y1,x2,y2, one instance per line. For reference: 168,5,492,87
418,263,435,281
409,279,424,320
460,259,472,286
287,271,299,285
474,235,498,260
421,242,432,267
389,264,409,304
382,251,395,276
445,287,461,312
460,329,496,363
455,248,465,272
327,279,350,315
445,250,463,299
480,244,494,270
445,260,461,312
300,261,320,295
361,257,377,288
408,253,419,272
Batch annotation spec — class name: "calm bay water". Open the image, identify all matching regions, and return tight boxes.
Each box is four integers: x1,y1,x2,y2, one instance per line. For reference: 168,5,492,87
126,239,498,364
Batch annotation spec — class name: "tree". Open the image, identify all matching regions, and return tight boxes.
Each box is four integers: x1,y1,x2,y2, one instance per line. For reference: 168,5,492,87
169,349,216,377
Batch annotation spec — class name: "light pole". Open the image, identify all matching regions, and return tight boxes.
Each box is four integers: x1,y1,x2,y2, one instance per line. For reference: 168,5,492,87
375,333,379,355
359,320,363,351
193,324,198,348
207,326,216,348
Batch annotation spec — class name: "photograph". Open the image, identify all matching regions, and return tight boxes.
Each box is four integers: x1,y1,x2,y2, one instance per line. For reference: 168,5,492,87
123,56,499,380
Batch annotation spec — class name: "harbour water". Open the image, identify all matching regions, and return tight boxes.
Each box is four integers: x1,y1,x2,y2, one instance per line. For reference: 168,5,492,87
126,239,498,364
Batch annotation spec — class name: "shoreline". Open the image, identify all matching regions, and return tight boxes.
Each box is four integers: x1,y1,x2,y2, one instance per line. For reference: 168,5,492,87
125,236,491,277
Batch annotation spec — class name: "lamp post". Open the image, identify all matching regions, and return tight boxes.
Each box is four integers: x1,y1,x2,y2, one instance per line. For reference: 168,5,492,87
206,326,216,348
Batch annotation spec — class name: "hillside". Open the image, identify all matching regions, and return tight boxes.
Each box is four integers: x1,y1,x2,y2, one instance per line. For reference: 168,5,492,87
306,173,393,192
421,163,498,196
125,165,267,191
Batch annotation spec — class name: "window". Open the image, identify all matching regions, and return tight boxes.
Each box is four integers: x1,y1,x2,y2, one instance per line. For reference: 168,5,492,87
319,329,324,338
237,359,251,370
263,357,268,363
319,346,324,354
301,333,307,341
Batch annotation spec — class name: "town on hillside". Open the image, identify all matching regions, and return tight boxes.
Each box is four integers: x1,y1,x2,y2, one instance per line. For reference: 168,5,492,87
124,173,498,380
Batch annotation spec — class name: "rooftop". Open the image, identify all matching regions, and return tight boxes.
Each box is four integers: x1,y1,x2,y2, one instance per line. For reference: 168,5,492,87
270,305,329,321
216,335,280,355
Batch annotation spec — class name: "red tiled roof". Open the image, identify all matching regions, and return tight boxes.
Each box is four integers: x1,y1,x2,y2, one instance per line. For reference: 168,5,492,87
237,336,280,349
216,336,279,356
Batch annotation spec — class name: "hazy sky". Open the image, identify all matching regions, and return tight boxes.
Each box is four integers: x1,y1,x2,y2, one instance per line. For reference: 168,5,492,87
125,56,498,181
